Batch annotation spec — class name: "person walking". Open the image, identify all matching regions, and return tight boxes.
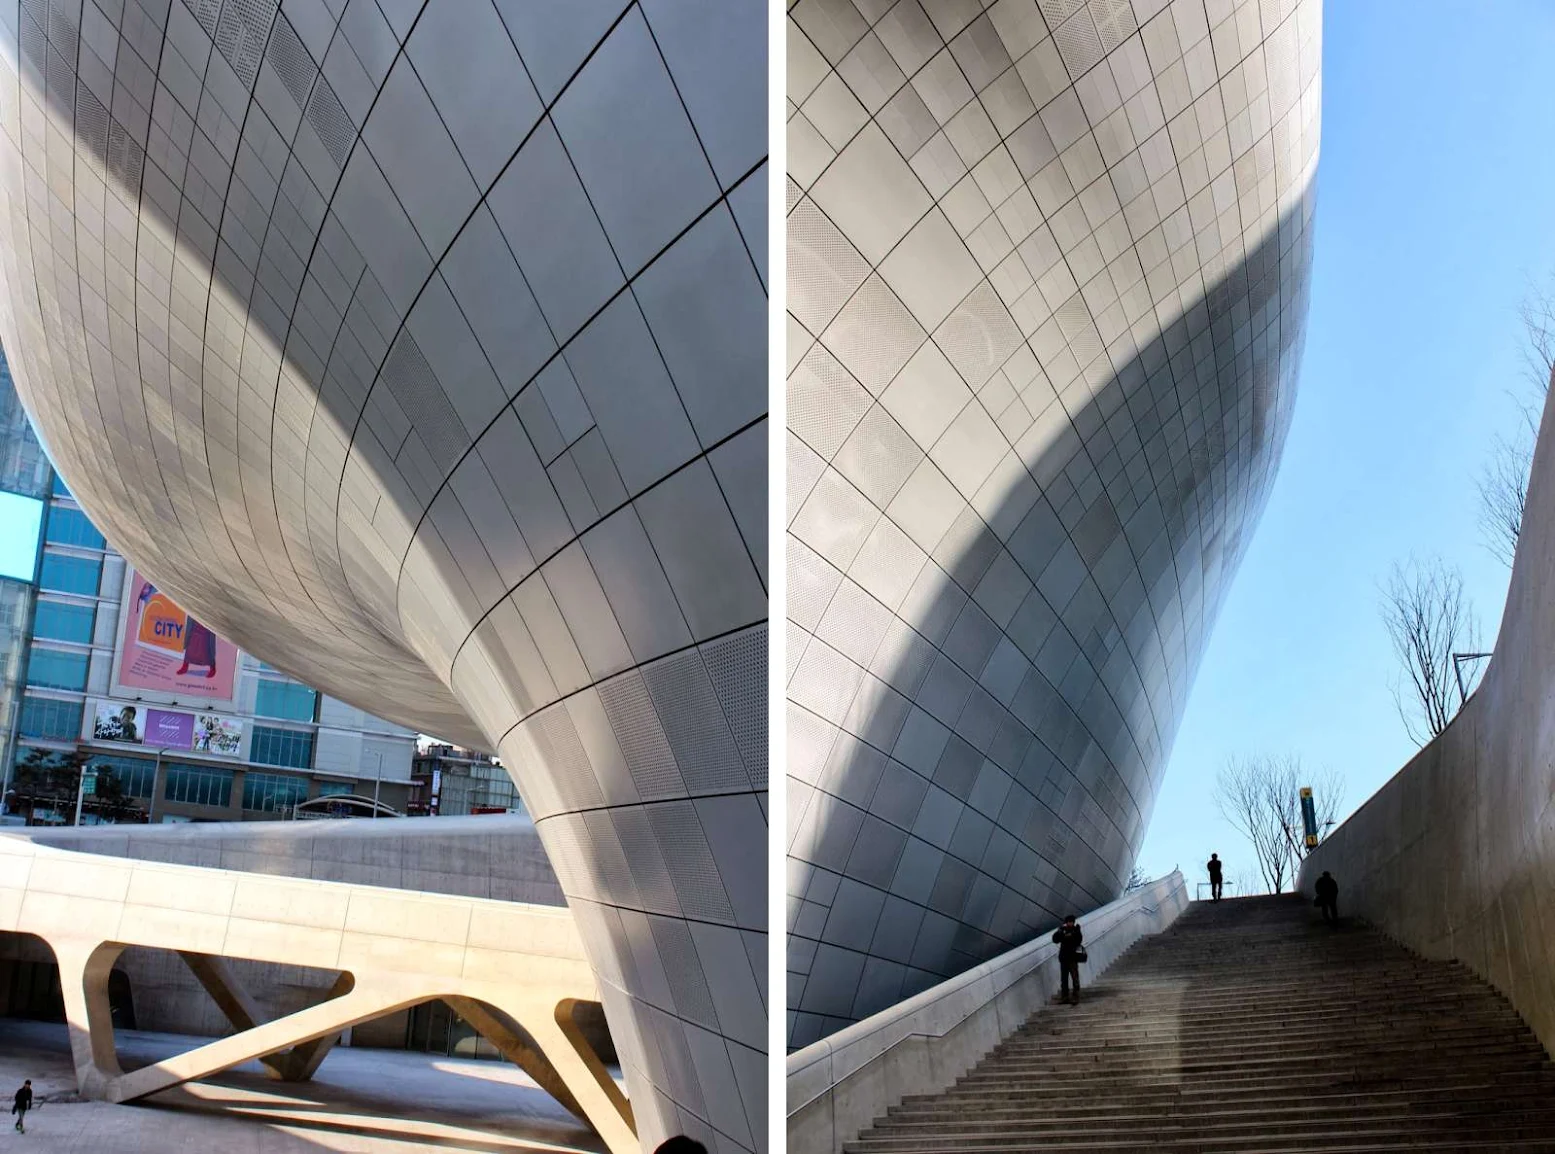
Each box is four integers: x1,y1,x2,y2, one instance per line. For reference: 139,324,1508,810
1314,870,1339,924
1207,853,1223,901
11,1079,30,1133
1052,915,1085,1005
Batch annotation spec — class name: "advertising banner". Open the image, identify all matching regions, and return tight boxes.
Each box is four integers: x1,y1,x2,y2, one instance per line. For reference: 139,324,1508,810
1300,786,1319,849
117,569,237,704
193,713,243,757
93,701,202,751
92,701,142,744
145,708,195,750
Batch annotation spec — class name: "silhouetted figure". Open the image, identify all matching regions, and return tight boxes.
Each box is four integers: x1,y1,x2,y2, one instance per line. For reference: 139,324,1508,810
1314,871,1339,924
11,1079,30,1133
655,1138,708,1154
1052,915,1085,1005
1207,853,1223,901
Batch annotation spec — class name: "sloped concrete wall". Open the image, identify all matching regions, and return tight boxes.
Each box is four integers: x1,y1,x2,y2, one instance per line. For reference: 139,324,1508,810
1299,383,1555,1051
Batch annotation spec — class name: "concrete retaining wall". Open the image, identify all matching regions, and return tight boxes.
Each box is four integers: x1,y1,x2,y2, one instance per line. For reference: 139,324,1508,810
786,872,1189,1154
1299,382,1555,1055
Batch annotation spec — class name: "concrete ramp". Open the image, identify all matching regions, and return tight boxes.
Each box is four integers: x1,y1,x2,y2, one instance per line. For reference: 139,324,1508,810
0,831,635,1154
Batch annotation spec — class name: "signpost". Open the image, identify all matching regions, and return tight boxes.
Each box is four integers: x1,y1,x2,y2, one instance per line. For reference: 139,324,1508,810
1300,786,1319,850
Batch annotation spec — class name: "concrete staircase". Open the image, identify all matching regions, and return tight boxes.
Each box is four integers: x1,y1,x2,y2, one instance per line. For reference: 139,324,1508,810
846,895,1555,1152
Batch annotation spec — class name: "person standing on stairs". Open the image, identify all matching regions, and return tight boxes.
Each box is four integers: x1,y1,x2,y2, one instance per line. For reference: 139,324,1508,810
1207,853,1223,901
1053,915,1085,1005
1314,870,1339,924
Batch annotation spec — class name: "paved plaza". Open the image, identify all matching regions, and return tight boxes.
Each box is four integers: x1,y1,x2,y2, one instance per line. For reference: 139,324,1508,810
0,1019,608,1152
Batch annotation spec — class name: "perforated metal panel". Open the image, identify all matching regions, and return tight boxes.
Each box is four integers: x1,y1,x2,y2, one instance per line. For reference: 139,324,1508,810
787,0,1320,1050
0,2,767,1149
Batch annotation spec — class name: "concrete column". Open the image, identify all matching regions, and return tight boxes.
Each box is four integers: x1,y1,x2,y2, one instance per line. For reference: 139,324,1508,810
53,941,123,1096
178,951,349,1082
443,995,588,1121
518,1001,637,1154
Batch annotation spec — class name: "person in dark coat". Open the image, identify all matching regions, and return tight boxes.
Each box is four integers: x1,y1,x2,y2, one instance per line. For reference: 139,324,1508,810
655,1138,707,1154
1207,853,1223,901
1314,871,1339,924
1052,915,1085,1005
12,1079,31,1132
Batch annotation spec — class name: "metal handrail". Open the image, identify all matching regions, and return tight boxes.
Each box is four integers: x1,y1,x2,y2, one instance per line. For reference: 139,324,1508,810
1195,881,1238,899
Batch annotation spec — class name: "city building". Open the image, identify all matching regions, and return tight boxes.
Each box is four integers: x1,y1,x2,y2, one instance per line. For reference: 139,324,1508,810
408,742,526,817
786,0,1320,1047
0,352,44,786
0,4,767,1150
0,355,418,825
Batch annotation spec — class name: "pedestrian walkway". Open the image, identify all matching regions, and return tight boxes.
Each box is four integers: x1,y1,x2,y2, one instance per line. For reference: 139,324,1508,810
846,895,1555,1152
0,1018,610,1152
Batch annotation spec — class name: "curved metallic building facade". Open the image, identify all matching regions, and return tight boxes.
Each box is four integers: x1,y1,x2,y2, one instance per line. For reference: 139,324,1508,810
0,1,766,1150
786,0,1319,1047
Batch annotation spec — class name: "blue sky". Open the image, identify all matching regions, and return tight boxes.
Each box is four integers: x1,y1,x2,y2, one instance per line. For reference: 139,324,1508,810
0,491,39,582
1136,0,1555,886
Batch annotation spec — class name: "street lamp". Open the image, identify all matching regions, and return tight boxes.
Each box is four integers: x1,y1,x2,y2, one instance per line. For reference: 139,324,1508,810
1452,651,1493,708
146,746,172,824
73,760,95,827
371,751,383,818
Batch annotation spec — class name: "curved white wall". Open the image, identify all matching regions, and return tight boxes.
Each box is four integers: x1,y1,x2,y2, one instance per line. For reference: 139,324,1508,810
0,2,767,1150
786,0,1320,1048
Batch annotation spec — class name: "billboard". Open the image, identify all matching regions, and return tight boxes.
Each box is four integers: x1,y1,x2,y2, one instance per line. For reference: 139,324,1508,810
90,700,241,759
116,569,237,704
193,713,243,757
145,708,195,750
92,701,141,743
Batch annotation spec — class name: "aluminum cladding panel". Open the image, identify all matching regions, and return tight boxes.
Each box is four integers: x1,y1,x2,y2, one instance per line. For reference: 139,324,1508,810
785,0,1320,1048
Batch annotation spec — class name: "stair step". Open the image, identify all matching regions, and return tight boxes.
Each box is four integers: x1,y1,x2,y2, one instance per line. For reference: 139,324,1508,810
850,897,1555,1152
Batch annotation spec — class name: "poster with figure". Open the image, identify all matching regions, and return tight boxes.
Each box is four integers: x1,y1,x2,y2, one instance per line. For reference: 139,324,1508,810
193,713,243,757
92,701,141,743
115,569,237,704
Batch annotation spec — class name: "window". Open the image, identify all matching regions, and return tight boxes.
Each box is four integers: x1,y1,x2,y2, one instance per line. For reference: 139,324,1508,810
44,507,105,549
87,754,156,799
32,600,95,644
26,647,88,691
38,554,100,596
242,771,308,813
316,780,353,797
17,695,81,741
163,763,233,808
249,725,315,770
254,679,317,722
50,474,70,498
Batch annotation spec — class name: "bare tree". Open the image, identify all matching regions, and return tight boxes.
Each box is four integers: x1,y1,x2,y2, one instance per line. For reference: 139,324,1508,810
1479,429,1532,566
1379,558,1479,744
1124,865,1148,893
1231,869,1262,898
1214,756,1345,895
1478,288,1554,564
1518,285,1555,396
